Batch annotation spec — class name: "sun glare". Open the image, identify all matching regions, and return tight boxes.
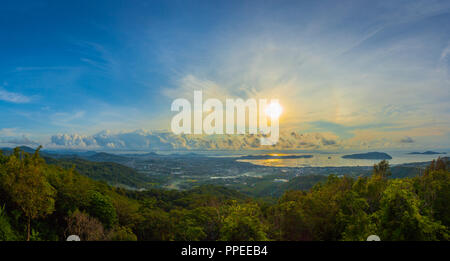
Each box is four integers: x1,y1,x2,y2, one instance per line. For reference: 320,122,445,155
265,102,283,120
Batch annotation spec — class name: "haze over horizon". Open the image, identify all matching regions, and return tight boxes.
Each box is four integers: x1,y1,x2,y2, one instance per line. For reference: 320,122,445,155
1,0,450,151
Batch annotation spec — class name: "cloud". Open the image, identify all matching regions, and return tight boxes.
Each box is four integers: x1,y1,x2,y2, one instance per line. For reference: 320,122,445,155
0,128,38,146
47,129,341,151
438,42,450,80
76,41,119,75
158,1,450,143
0,134,37,146
321,137,337,146
14,66,71,72
400,136,415,143
2,1,449,151
162,75,232,100
0,88,31,103
50,133,98,148
51,110,86,125
0,128,17,137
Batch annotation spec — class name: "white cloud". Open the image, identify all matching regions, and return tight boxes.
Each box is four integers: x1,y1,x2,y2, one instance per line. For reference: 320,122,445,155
47,127,447,151
47,129,342,151
438,42,450,81
0,128,38,146
0,128,17,137
0,135,37,146
0,88,31,103
158,3,450,146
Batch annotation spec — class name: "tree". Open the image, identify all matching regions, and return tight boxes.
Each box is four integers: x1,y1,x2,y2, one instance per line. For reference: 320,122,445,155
336,191,374,241
424,157,447,175
219,201,268,241
1,147,56,241
110,194,142,230
353,170,388,213
65,210,105,241
106,225,137,241
87,191,117,228
373,160,391,178
376,179,447,240
135,204,172,241
170,209,207,241
276,197,314,241
0,205,17,241
416,166,450,227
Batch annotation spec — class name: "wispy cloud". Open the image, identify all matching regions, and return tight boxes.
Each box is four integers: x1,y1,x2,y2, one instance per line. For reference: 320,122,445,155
0,128,18,136
0,88,31,103
14,66,71,72
76,41,119,75
1,0,449,150
157,0,450,150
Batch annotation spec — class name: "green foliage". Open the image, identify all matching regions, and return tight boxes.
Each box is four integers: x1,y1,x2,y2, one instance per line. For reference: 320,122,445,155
135,205,171,240
336,191,373,241
45,157,152,189
0,147,448,241
30,229,41,241
270,161,449,241
219,201,268,241
0,147,56,240
110,194,142,229
87,191,117,228
107,226,137,241
375,179,448,240
373,160,391,178
170,209,207,241
0,205,17,241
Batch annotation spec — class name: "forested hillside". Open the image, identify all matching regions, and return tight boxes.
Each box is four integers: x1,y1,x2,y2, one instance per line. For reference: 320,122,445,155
44,157,153,189
0,147,448,241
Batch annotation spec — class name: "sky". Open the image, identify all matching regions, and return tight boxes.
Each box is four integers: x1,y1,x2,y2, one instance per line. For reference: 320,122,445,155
0,0,449,151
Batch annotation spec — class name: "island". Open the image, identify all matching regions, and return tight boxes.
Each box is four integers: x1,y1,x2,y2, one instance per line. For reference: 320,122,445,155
342,152,392,160
408,151,446,155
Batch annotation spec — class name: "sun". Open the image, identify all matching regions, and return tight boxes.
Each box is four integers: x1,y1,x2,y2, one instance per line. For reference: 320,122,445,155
265,102,283,119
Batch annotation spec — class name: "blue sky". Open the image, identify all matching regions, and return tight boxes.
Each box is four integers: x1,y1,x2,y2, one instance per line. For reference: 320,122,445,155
1,0,449,150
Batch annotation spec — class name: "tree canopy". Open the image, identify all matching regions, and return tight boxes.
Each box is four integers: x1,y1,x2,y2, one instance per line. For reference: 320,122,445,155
0,148,448,241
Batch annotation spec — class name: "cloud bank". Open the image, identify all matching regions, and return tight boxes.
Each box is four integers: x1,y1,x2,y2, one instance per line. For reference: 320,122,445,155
48,129,342,151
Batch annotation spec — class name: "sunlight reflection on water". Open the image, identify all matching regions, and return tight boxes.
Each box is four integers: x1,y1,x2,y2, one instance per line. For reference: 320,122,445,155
236,151,448,167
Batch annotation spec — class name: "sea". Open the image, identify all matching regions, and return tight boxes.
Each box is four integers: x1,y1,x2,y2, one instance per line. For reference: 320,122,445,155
234,151,448,167
116,149,449,168
170,150,448,168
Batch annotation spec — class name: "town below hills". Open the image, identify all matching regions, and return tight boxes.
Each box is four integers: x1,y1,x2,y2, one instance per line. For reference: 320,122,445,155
1,146,446,198
0,145,448,241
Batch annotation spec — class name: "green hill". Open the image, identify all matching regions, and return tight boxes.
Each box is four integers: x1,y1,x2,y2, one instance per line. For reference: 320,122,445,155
0,147,448,241
44,157,152,189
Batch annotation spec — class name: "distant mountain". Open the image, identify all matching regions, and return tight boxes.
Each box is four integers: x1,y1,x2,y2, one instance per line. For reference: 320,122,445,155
342,152,392,160
408,151,446,155
1,146,40,154
43,150,98,157
122,152,160,157
0,146,101,159
84,152,130,163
